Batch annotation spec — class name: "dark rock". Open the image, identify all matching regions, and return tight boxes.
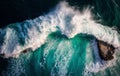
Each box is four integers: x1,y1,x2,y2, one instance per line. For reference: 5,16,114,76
22,47,32,53
97,40,115,61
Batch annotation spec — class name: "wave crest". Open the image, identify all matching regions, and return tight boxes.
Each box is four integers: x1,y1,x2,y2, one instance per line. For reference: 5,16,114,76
0,1,120,58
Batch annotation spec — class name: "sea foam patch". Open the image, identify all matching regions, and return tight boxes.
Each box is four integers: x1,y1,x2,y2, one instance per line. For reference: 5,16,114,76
0,1,119,59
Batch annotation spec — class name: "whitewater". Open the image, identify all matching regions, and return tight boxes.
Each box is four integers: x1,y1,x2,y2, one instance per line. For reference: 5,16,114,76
0,1,120,76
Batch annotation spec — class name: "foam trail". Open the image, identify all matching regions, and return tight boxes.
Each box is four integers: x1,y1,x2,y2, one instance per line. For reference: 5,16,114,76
51,40,73,76
0,1,120,58
91,39,102,63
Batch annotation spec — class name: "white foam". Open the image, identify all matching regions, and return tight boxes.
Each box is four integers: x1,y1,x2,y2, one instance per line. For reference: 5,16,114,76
0,1,120,58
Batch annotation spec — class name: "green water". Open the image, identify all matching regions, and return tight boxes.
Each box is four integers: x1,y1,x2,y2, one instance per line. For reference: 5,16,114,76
0,0,120,76
28,32,92,76
3,32,120,76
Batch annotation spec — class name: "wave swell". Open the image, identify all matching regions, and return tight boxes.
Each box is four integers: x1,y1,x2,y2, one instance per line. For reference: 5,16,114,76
0,1,120,58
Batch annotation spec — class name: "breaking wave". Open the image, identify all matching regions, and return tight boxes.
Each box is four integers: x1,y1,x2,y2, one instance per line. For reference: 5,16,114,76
0,1,119,57
0,1,120,75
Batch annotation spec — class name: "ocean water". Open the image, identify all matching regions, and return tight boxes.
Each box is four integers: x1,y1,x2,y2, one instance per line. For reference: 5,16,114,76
0,1,120,76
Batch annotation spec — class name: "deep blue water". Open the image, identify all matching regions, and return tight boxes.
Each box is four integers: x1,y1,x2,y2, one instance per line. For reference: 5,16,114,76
0,0,120,76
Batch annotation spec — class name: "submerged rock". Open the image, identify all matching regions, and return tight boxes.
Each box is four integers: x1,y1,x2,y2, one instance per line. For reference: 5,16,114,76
22,47,32,54
0,48,32,58
97,40,115,61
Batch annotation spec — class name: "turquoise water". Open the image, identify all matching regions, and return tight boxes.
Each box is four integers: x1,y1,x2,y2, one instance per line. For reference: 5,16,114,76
0,1,120,76
3,32,120,76
2,32,91,76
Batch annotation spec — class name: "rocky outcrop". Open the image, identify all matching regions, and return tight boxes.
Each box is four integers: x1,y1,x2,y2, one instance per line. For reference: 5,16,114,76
97,40,115,61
